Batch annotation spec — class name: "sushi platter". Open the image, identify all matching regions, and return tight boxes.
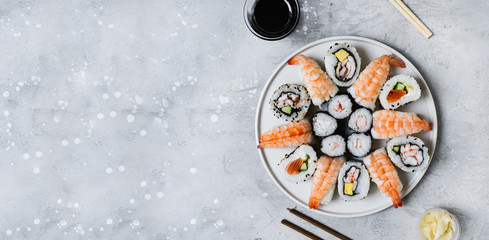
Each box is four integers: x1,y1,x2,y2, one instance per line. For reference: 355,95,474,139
255,36,437,217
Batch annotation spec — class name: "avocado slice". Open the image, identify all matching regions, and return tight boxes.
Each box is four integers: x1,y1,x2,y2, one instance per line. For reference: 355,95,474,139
393,146,400,153
299,162,308,171
394,82,405,91
281,105,292,114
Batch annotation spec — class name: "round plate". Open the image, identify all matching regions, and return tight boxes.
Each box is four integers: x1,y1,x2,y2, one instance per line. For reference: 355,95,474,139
255,36,438,217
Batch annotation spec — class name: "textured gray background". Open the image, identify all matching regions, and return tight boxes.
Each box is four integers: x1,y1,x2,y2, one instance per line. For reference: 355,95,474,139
0,0,487,239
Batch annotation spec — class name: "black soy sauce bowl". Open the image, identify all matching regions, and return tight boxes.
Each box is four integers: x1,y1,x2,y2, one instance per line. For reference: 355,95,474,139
243,0,300,41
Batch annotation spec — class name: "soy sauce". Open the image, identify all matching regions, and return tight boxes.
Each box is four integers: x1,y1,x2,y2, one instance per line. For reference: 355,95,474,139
244,0,299,40
252,0,293,34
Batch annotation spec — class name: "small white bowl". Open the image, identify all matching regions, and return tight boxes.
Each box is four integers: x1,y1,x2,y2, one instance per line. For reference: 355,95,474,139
419,208,460,240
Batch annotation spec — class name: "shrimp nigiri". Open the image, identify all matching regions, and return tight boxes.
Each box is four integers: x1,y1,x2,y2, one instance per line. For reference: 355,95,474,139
288,55,339,107
309,156,344,209
363,148,403,208
371,110,432,139
348,54,405,110
257,119,313,149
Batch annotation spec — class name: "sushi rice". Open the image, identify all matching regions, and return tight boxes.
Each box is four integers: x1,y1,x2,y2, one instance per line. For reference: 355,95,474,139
347,133,372,158
269,84,311,122
312,112,337,137
348,108,372,133
321,135,345,157
326,94,353,119
321,184,336,204
386,136,430,172
337,161,370,201
324,42,361,87
278,144,318,184
379,75,421,110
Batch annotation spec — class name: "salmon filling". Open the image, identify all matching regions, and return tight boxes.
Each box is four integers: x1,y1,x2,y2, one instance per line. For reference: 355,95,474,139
285,155,310,175
285,159,303,175
386,89,407,103
334,102,343,112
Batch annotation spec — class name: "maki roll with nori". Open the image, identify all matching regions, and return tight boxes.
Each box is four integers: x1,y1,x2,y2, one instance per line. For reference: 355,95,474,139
326,94,353,119
278,144,317,184
324,42,361,87
386,136,430,172
312,112,337,137
379,75,421,110
347,133,372,158
337,161,370,201
269,84,311,122
321,135,345,157
348,108,372,133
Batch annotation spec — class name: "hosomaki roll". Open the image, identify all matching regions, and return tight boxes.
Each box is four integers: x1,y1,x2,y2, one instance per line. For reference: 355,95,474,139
312,112,337,137
348,108,372,133
326,94,353,120
347,133,372,158
321,135,345,157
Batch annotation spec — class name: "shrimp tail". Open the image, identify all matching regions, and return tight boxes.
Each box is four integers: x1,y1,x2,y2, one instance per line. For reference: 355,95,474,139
287,56,300,65
389,189,403,208
257,143,264,149
308,197,319,209
415,120,432,131
389,57,406,68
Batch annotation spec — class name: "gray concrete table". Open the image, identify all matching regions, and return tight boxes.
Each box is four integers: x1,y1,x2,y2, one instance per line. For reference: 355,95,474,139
0,0,487,239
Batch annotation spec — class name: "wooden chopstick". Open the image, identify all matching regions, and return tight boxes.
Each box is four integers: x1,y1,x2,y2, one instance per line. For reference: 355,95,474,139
393,0,433,37
388,0,433,39
393,0,431,34
281,219,323,240
287,208,352,240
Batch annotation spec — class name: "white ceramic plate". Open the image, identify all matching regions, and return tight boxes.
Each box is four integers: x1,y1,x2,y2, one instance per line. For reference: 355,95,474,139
255,36,438,217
